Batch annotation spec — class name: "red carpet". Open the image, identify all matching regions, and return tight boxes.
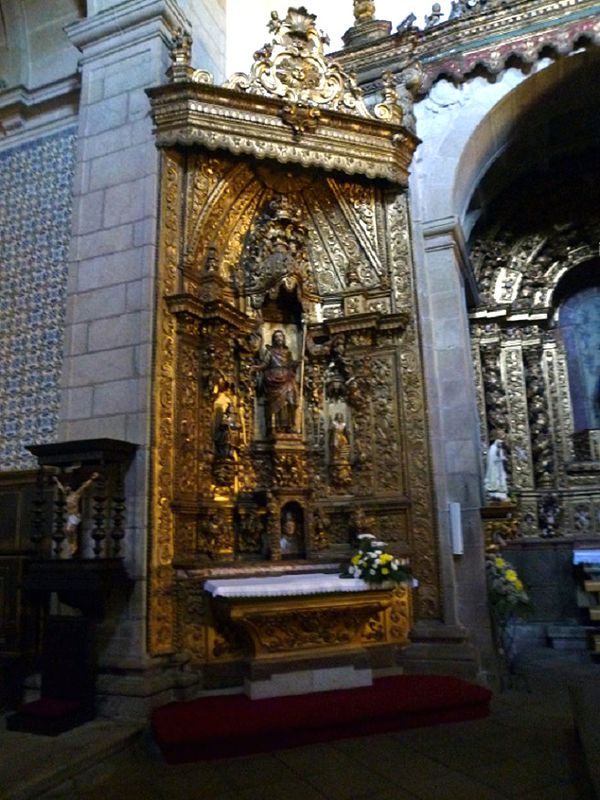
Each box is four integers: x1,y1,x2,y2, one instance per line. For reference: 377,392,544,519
152,675,492,763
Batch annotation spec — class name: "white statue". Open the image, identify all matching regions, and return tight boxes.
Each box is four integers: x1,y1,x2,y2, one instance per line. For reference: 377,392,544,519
484,438,508,501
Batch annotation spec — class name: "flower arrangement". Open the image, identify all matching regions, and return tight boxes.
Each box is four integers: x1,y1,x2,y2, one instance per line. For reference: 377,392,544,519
342,534,412,585
485,553,532,618
485,552,532,685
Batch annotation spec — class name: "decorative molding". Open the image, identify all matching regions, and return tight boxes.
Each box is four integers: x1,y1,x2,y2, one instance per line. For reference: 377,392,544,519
66,0,190,56
335,0,600,92
0,77,79,142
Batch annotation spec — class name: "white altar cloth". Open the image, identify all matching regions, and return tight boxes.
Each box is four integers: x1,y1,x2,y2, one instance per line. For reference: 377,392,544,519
204,573,376,598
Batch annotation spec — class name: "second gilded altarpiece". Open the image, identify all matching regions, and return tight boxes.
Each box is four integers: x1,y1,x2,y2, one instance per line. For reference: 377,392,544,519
146,9,439,667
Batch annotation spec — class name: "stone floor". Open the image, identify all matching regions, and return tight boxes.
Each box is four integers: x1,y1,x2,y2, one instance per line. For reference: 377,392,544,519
3,647,599,800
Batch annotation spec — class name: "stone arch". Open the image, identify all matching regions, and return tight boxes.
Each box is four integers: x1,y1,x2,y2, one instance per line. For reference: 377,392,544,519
412,47,600,236
406,46,600,648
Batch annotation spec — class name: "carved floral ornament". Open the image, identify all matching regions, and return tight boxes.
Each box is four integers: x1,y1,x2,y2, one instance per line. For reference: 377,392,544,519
225,7,370,118
470,225,600,316
149,7,419,186
412,0,600,88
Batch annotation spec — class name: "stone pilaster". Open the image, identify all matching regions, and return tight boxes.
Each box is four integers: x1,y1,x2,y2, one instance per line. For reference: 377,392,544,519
62,0,190,672
412,214,492,673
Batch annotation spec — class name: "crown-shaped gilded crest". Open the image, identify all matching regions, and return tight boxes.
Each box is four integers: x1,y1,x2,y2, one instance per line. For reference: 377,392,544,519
224,6,370,118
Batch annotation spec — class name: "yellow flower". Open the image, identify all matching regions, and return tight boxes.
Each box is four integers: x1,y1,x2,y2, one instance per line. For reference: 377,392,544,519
351,554,361,565
382,568,389,575
505,569,517,582
495,557,506,567
380,554,393,563
514,579,523,591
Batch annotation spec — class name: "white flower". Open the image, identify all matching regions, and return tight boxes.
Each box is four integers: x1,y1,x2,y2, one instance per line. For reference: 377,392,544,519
357,533,375,540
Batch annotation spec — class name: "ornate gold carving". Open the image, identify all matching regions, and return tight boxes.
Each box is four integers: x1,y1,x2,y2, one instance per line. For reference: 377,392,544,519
481,342,509,440
198,506,234,560
524,346,554,488
481,502,519,548
224,7,370,119
382,64,424,135
178,579,208,660
149,150,184,654
387,194,439,618
218,589,401,660
242,193,315,307
273,451,307,488
502,345,533,491
470,212,600,539
151,13,419,187
373,72,403,125
150,77,438,664
353,0,376,23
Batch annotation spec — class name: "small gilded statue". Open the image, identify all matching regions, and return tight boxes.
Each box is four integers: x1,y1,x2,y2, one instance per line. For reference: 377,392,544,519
214,402,240,460
52,472,99,556
330,412,352,488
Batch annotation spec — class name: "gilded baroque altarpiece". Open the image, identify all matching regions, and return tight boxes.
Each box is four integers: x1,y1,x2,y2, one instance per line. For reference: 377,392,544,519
146,9,439,662
471,222,600,542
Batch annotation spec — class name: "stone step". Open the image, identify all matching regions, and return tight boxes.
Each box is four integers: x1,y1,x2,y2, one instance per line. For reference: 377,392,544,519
0,719,142,800
590,608,600,622
594,634,600,653
584,580,600,592
547,624,591,651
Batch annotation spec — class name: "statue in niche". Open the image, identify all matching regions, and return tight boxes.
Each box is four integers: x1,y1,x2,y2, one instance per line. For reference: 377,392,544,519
214,402,240,460
280,506,303,558
331,412,350,458
212,378,242,485
330,412,352,488
52,471,99,556
252,329,300,433
484,436,509,501
313,332,358,405
329,411,352,488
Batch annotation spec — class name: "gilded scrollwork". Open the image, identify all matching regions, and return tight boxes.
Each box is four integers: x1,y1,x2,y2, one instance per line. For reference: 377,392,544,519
480,343,510,443
177,579,209,660
470,214,600,539
198,507,234,560
524,347,554,488
239,608,370,654
149,150,185,655
502,346,533,491
150,49,439,669
388,194,439,618
538,492,561,538
237,506,266,554
223,7,371,120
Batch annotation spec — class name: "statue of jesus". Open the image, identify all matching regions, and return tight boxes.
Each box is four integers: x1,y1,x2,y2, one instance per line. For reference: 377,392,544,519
53,472,99,555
